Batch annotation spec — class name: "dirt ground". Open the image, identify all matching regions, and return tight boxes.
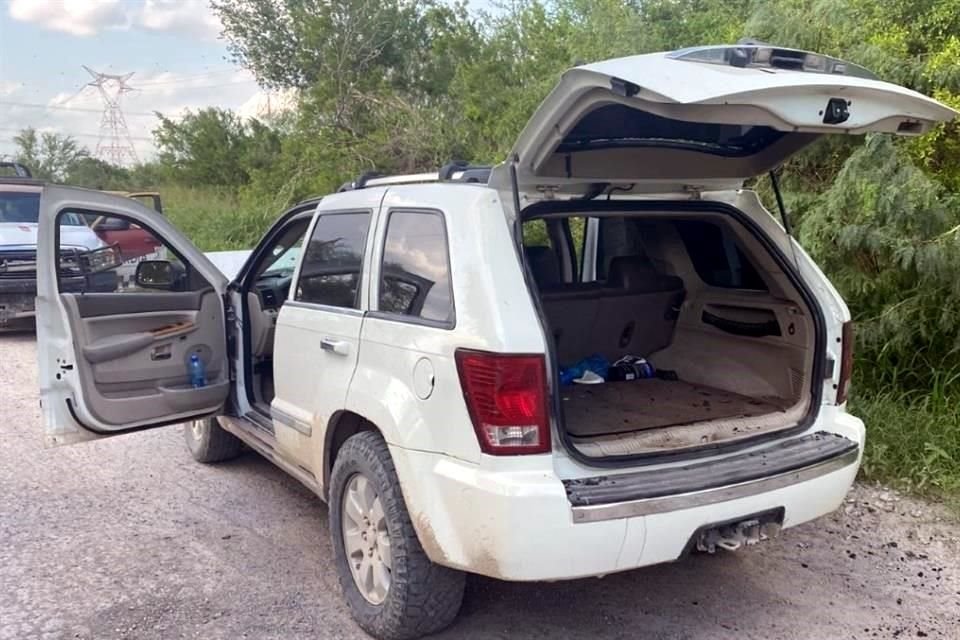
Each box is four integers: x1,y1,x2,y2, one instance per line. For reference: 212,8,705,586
2,328,958,640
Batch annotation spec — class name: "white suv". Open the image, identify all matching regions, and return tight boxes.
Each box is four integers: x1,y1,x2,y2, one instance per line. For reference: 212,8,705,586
35,45,956,640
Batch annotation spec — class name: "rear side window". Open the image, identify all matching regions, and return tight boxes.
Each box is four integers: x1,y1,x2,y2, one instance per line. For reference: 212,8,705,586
296,212,371,308
378,210,454,326
674,220,767,290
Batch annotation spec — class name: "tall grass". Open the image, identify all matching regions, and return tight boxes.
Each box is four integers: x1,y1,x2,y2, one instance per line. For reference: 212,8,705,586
161,184,276,251
852,364,960,505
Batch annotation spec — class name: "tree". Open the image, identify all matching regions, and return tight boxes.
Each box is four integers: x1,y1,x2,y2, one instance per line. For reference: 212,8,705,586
153,108,277,186
13,128,88,180
213,0,441,93
800,135,960,386
65,157,131,190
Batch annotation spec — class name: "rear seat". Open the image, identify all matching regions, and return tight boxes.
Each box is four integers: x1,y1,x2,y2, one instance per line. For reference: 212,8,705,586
525,247,685,364
591,256,686,361
525,247,601,363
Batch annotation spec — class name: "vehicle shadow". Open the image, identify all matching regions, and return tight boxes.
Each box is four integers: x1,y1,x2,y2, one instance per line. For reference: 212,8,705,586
446,552,768,640
216,449,816,640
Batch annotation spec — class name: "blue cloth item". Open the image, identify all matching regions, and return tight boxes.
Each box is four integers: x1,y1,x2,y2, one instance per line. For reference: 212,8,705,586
559,354,610,385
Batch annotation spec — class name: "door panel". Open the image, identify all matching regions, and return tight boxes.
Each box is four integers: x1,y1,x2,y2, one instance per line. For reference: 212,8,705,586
61,290,228,425
37,186,229,446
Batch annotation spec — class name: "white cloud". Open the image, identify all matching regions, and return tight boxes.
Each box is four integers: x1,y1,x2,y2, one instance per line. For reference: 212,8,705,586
8,0,222,40
9,0,129,37
139,0,221,39
0,82,24,97
237,89,297,120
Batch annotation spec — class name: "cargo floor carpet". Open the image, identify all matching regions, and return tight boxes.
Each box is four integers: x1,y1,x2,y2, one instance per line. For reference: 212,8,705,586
561,379,784,437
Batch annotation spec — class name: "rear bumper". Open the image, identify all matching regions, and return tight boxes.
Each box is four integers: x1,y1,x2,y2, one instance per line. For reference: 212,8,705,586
391,408,864,582
564,431,858,522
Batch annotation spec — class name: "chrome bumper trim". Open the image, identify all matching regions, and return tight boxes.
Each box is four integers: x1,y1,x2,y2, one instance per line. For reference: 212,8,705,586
571,447,859,523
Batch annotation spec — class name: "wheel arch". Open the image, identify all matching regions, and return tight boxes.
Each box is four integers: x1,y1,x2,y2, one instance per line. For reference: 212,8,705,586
323,410,381,499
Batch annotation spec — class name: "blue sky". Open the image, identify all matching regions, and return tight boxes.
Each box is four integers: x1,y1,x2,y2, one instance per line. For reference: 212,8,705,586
0,1,494,162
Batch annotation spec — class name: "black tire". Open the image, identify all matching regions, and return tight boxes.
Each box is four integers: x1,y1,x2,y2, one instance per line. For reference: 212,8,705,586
183,417,243,463
330,431,465,640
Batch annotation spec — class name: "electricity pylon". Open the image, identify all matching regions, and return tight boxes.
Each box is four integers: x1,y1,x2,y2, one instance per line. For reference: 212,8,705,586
83,66,140,166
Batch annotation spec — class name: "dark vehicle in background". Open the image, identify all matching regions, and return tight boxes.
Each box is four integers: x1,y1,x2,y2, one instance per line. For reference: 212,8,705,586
86,193,164,261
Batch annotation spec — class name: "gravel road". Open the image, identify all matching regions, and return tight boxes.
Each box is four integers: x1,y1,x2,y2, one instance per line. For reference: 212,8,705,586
2,329,958,640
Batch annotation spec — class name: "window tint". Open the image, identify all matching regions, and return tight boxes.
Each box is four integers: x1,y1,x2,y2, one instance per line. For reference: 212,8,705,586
0,192,39,223
296,212,371,308
378,211,453,324
674,220,767,290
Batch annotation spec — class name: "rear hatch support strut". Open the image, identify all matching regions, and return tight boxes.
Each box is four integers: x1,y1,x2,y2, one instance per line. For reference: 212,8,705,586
768,169,793,236
768,168,806,273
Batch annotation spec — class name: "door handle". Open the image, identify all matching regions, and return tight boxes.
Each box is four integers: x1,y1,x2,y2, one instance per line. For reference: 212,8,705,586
320,338,350,356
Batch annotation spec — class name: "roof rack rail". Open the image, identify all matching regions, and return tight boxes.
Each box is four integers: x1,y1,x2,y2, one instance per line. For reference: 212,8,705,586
338,162,492,192
0,161,32,178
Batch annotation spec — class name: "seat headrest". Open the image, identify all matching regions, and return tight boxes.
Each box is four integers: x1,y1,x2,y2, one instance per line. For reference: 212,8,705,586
524,246,561,288
607,256,661,291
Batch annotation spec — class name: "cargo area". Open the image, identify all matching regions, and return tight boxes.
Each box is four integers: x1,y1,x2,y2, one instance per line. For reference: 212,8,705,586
524,208,818,459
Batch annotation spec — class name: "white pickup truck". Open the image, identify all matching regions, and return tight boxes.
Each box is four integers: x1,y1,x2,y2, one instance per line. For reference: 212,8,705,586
34,44,955,640
0,171,120,326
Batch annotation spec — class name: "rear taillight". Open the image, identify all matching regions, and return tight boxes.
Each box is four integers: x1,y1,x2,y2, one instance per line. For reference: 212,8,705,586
455,349,550,455
836,321,854,404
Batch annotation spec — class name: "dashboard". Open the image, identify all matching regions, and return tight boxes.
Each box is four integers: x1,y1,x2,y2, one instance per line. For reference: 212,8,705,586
254,273,294,310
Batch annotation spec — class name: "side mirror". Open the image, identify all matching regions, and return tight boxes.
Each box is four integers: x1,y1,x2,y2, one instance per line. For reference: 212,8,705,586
136,260,181,290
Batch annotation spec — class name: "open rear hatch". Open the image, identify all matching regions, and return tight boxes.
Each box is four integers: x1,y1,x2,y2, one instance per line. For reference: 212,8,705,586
491,44,956,193
498,44,956,464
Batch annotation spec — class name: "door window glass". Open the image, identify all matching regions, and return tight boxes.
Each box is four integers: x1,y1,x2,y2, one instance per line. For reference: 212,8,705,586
296,212,371,308
254,218,310,280
0,191,39,223
56,211,202,294
674,220,767,290
564,216,587,281
378,210,453,325
597,217,648,280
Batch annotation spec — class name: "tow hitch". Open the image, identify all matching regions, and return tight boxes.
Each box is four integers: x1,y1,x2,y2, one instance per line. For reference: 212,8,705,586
694,509,784,553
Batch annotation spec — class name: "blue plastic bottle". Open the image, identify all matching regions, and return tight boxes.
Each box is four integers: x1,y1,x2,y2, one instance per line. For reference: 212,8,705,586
188,353,206,388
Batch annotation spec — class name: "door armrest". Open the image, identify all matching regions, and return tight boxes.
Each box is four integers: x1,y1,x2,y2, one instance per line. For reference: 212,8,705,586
82,321,198,364
82,333,155,364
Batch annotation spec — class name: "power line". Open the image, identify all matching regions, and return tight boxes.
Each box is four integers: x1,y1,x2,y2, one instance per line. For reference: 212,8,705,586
0,100,157,117
0,126,152,142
